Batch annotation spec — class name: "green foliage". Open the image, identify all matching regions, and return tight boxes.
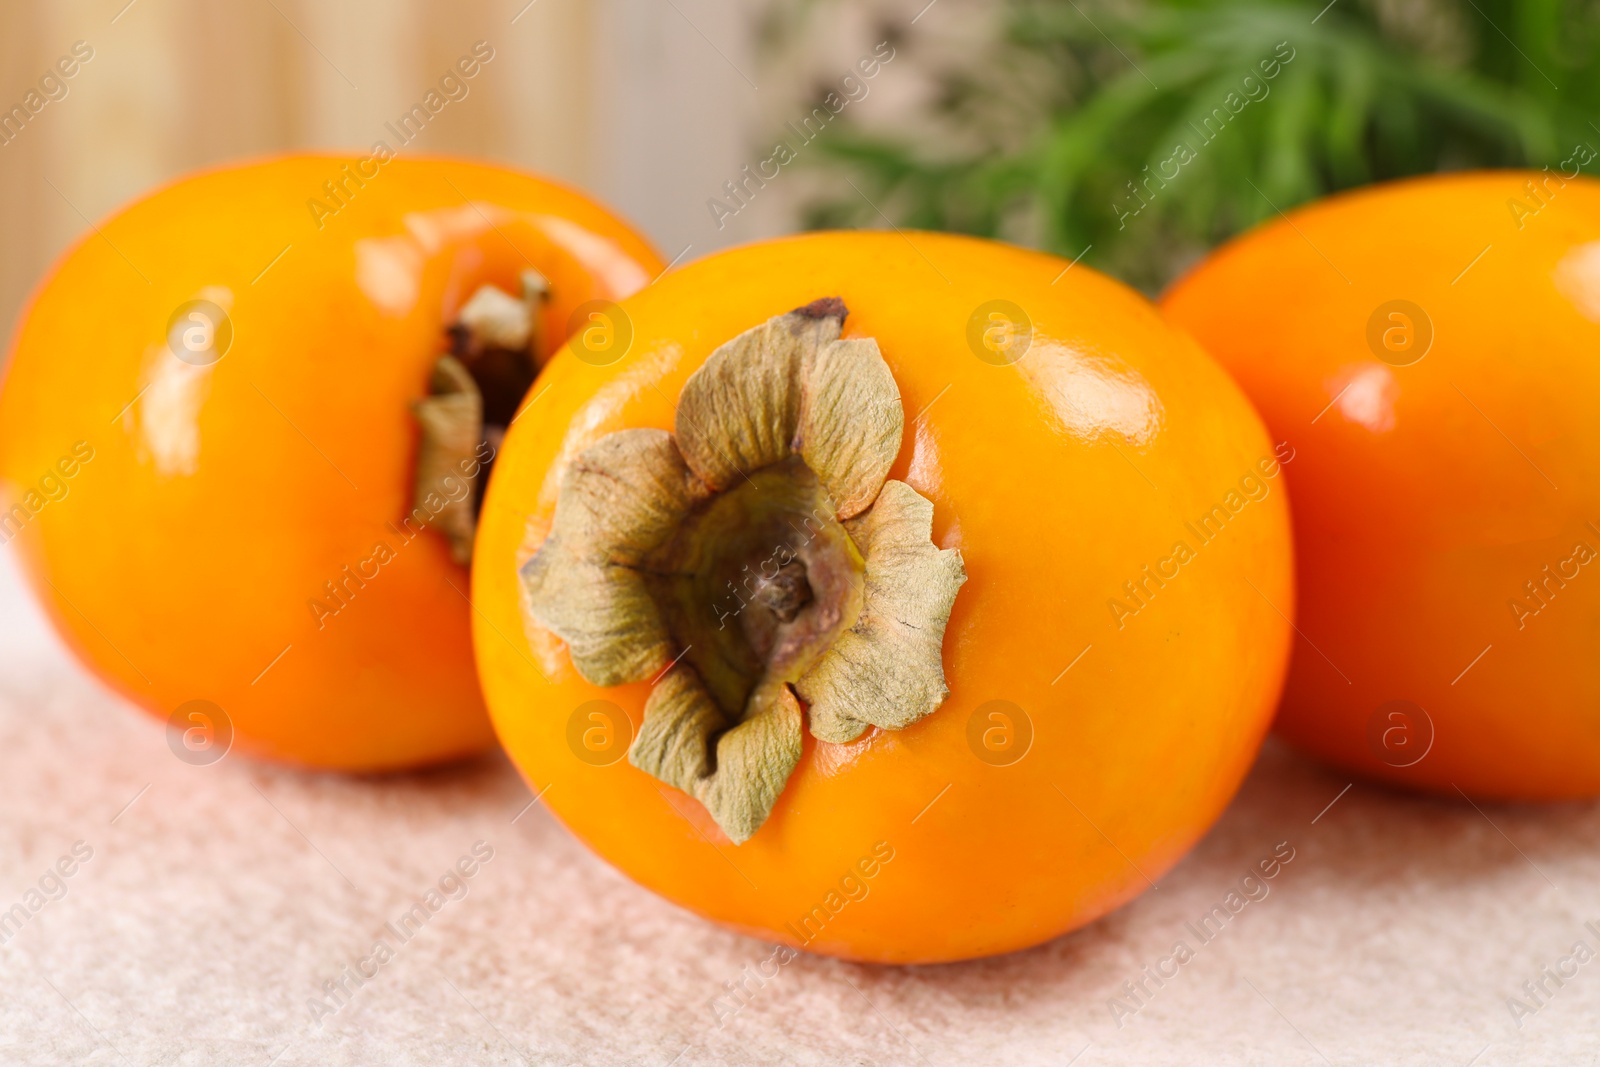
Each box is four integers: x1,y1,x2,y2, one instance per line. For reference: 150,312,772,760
801,0,1600,291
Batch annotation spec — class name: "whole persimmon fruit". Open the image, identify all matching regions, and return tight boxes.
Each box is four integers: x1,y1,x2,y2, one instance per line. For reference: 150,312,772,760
473,231,1294,962
1163,170,1600,800
0,155,663,770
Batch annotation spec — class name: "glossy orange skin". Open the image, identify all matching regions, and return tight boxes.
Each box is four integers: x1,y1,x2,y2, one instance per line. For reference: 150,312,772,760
474,232,1294,962
0,155,663,770
1163,171,1600,800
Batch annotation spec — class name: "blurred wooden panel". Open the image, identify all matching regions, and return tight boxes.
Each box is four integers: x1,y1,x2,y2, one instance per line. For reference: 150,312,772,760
0,1,50,335
0,0,611,347
178,2,303,165
0,0,764,350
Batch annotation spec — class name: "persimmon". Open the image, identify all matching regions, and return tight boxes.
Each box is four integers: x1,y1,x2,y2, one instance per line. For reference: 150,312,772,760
473,231,1294,963
0,155,663,770
1162,170,1600,800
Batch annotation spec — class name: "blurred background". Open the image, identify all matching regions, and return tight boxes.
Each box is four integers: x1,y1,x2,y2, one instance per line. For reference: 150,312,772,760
2,0,1595,345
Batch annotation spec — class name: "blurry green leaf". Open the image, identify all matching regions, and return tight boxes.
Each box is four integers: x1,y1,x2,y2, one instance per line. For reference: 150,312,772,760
790,0,1598,292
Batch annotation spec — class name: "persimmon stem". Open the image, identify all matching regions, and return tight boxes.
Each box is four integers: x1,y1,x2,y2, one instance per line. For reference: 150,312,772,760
754,560,813,622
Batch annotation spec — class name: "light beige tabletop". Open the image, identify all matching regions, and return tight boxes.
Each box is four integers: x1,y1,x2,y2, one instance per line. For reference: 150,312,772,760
1,552,1595,1067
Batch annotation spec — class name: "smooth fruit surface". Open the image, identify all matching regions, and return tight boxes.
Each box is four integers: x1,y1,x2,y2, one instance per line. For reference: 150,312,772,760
1163,170,1600,800
0,154,663,770
474,231,1294,963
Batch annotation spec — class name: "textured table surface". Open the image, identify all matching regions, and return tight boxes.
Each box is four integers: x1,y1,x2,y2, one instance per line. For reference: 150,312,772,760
1,551,1597,1067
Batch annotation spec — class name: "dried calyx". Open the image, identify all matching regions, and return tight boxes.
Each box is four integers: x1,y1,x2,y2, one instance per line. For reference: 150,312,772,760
521,299,967,843
412,271,550,562
412,269,550,563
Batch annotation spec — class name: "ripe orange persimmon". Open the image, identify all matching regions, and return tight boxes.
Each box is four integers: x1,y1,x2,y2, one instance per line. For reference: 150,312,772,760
0,155,663,770
1163,171,1600,800
473,231,1294,963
